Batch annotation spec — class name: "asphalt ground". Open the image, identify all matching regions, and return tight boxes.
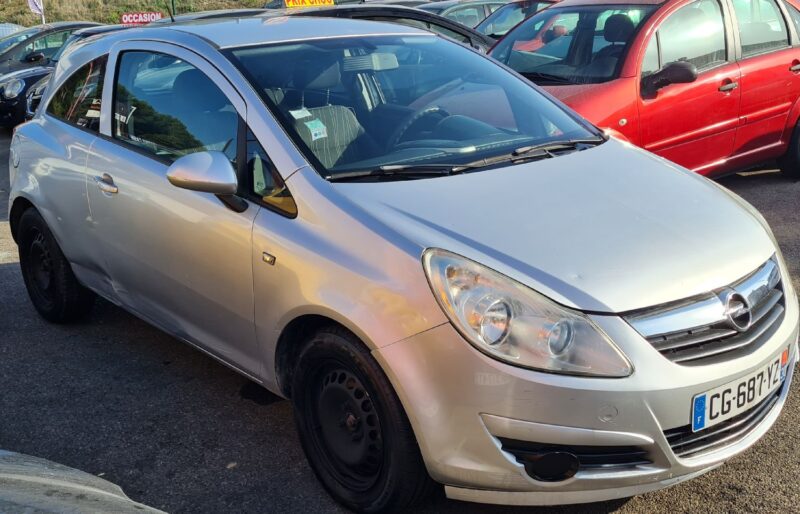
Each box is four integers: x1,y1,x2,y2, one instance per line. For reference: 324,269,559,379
1,126,799,513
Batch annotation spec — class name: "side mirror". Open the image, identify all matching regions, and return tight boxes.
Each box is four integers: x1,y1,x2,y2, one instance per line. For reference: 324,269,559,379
25,52,45,63
166,151,247,212
641,60,698,96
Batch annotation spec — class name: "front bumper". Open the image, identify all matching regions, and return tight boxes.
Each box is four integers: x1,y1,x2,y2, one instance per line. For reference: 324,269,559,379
374,284,799,506
0,97,25,128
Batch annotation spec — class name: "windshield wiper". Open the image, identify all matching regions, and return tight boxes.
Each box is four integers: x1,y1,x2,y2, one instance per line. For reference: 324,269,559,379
326,163,461,182
519,71,575,85
455,137,606,172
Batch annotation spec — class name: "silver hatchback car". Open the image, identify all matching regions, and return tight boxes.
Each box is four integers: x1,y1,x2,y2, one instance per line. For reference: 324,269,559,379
7,16,799,512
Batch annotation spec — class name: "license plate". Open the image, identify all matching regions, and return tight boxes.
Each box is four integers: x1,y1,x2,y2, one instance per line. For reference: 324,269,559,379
691,347,790,432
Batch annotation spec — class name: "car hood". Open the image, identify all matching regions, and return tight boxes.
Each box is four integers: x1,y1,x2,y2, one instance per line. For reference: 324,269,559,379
333,139,775,313
541,83,599,103
0,65,53,82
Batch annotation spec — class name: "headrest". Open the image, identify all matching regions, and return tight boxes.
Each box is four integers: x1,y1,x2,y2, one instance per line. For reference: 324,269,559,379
542,25,568,44
604,14,635,43
294,60,341,90
172,69,228,111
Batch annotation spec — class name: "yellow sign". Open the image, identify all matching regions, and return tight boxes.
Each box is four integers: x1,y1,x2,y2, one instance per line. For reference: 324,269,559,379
285,0,334,7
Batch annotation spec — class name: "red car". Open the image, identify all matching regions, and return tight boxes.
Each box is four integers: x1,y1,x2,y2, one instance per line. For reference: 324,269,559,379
491,0,800,177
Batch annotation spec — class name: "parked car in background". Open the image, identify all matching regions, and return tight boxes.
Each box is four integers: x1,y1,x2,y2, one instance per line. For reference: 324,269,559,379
0,22,98,76
420,0,510,26
0,23,24,38
1,25,127,128
475,0,556,39
149,8,268,23
491,0,800,178
284,4,495,50
9,15,798,513
24,72,49,120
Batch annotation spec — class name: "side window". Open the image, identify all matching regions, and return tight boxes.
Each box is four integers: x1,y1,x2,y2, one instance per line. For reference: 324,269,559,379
732,0,790,57
641,35,660,76
445,6,484,27
788,3,800,35
46,56,107,132
19,30,73,60
658,0,727,72
113,51,238,164
246,130,297,216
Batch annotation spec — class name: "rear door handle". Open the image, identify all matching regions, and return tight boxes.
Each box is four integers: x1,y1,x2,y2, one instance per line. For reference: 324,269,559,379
718,81,739,92
790,63,800,72
94,173,118,194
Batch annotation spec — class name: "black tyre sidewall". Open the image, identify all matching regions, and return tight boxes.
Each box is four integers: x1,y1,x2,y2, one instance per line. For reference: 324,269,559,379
17,209,93,322
780,123,800,179
292,328,430,513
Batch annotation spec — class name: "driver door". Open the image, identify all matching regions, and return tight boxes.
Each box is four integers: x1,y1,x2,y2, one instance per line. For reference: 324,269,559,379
637,0,741,174
85,42,262,376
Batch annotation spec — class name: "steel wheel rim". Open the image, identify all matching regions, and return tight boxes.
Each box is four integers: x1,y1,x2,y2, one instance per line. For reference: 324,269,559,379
307,362,385,492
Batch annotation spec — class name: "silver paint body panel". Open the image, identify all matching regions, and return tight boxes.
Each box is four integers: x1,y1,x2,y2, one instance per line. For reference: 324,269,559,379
8,17,799,506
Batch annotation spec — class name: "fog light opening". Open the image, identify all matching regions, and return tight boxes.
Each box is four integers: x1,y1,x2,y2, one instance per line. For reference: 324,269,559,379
521,451,580,482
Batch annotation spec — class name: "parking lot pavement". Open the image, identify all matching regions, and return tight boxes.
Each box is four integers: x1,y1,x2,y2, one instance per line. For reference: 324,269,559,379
1,125,799,513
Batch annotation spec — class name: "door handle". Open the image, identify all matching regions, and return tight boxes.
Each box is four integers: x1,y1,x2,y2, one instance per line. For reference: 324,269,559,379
94,174,118,194
790,62,800,72
718,81,738,92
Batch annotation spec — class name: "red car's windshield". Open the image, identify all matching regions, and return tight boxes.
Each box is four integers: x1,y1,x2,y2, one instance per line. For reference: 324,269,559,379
491,4,655,85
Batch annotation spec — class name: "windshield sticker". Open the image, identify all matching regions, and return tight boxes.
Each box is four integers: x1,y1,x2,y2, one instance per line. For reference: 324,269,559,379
290,107,312,120
305,118,328,141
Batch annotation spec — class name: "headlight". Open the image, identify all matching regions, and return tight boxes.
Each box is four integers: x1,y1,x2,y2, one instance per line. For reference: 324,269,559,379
423,249,632,377
1,78,25,99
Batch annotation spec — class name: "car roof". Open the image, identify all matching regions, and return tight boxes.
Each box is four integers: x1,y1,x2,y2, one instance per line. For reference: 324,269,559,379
39,21,100,30
420,0,502,9
552,0,665,6
150,8,267,24
163,15,429,49
269,4,443,16
73,24,129,37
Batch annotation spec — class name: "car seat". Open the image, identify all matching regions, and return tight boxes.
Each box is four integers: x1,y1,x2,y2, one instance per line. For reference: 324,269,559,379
289,59,379,169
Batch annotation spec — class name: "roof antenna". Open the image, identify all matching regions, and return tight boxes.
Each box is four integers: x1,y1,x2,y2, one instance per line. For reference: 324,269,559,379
164,0,176,22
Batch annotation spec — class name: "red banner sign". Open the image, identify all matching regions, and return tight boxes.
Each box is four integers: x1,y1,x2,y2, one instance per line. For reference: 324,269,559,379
121,12,163,25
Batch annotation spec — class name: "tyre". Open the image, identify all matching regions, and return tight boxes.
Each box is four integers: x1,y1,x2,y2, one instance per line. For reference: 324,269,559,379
778,121,800,179
17,208,95,323
291,326,435,513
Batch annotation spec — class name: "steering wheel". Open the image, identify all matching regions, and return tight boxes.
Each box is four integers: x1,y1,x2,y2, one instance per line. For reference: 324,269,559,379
386,106,451,150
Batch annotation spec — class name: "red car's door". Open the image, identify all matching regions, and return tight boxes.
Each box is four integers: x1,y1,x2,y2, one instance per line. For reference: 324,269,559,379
637,0,741,174
728,0,800,167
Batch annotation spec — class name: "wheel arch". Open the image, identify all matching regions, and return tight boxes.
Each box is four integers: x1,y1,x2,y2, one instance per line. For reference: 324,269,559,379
9,195,36,244
274,313,371,399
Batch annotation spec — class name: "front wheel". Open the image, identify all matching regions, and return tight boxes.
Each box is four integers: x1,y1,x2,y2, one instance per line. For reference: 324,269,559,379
291,326,434,513
778,121,800,179
17,208,95,323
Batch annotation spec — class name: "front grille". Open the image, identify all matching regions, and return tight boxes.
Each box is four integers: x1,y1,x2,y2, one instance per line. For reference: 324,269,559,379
498,438,652,471
626,258,785,365
664,382,783,458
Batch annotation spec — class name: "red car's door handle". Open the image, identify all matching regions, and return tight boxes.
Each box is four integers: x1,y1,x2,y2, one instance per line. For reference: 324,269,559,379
790,62,800,72
718,81,739,92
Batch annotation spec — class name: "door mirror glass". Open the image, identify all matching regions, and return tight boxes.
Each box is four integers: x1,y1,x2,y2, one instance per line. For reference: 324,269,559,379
642,60,698,95
166,151,238,195
25,51,45,63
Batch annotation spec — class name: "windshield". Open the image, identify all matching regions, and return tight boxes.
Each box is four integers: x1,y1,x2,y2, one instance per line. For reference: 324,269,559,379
50,33,81,62
477,1,552,38
490,4,655,85
226,35,598,179
0,27,42,54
